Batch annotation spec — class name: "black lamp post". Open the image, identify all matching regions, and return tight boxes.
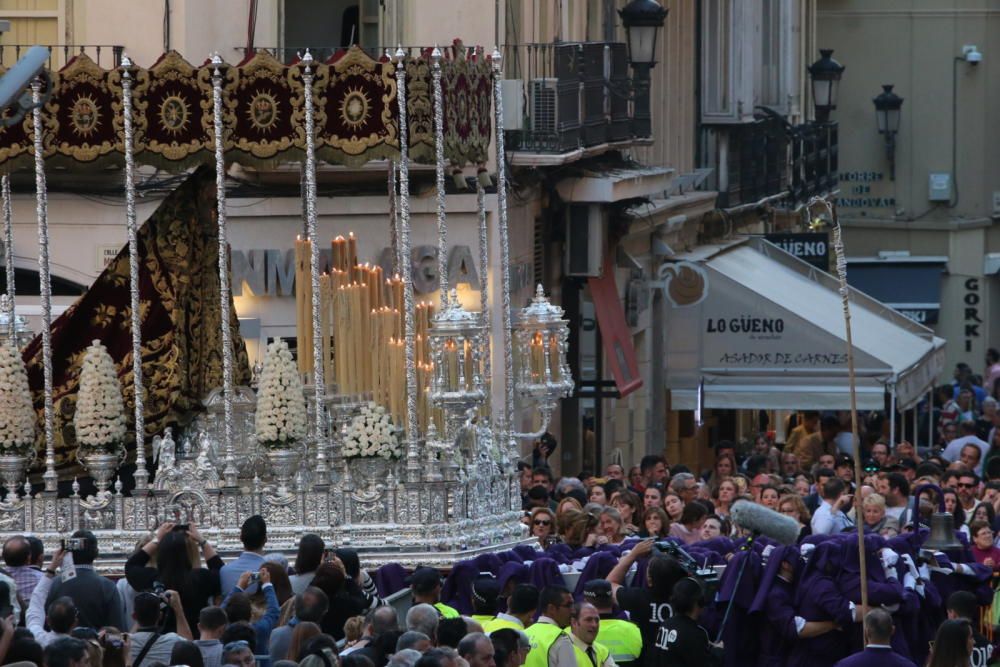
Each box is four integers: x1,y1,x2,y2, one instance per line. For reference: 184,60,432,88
873,84,903,180
807,49,845,123
619,0,668,138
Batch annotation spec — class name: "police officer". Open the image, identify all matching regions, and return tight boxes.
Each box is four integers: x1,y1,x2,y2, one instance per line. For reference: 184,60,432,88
470,577,501,627
409,567,460,619
484,584,538,635
583,580,641,666
569,602,616,667
523,586,575,667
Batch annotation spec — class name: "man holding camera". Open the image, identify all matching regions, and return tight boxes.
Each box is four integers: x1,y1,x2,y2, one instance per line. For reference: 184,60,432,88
129,589,192,667
44,531,124,631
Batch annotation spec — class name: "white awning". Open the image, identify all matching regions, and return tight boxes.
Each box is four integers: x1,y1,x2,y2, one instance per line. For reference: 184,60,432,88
665,238,946,411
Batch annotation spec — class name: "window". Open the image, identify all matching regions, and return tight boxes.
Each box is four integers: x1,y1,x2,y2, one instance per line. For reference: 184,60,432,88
701,0,797,123
283,0,369,61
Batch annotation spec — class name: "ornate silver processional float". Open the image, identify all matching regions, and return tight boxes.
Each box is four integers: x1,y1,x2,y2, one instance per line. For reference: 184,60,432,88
0,46,573,568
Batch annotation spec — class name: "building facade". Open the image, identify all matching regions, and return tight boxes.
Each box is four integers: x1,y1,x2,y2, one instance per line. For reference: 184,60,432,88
818,1,1000,382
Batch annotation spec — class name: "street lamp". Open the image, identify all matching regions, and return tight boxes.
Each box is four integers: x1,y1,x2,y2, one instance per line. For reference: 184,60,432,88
619,0,668,138
807,49,845,123
872,84,903,180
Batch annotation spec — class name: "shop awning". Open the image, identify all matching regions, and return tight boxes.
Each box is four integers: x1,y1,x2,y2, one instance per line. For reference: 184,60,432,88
845,256,947,325
665,238,946,411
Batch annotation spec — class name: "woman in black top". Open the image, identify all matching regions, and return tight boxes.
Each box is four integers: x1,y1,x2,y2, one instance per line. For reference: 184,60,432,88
125,522,224,637
311,561,369,641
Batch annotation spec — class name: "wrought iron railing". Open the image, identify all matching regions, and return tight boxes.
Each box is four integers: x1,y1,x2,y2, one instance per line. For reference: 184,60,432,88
706,115,838,209
0,44,124,70
502,41,634,154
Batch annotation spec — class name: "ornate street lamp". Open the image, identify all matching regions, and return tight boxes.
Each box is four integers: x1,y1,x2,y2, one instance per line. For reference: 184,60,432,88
807,49,845,123
619,0,668,137
873,84,903,180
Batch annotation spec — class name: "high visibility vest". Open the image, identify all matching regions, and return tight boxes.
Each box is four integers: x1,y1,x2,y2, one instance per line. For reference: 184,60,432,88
483,617,525,635
434,602,460,619
570,638,611,667
471,614,494,626
595,619,642,664
524,621,566,667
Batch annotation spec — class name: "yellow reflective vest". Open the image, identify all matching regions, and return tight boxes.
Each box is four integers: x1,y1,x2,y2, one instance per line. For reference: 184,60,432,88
524,621,566,667
595,618,642,664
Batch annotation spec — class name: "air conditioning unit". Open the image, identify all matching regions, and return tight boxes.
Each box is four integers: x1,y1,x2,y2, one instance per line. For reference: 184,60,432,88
530,78,558,134
565,204,604,277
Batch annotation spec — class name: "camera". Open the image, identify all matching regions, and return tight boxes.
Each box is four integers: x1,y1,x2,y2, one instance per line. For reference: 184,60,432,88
653,540,721,596
151,581,171,610
248,572,261,584
61,538,86,551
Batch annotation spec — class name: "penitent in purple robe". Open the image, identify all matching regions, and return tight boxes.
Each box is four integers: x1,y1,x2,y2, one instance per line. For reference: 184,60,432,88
756,577,799,667
787,574,855,667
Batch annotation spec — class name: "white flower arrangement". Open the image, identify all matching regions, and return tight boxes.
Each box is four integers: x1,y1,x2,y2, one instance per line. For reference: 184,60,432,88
343,402,402,460
254,339,307,449
74,339,127,455
0,343,36,457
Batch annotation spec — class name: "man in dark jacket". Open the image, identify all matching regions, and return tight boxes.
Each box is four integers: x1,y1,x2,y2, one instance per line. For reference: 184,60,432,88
45,530,125,631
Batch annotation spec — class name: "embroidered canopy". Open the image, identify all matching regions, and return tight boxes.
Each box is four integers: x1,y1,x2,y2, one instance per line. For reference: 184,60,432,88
0,42,493,170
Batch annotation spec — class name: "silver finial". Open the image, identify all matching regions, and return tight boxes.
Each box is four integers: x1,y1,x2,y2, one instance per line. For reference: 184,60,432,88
395,46,406,61
431,45,443,61
210,52,223,66
121,53,133,69
301,49,314,65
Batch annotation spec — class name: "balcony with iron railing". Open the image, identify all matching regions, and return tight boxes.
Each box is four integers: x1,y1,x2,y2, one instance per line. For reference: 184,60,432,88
501,42,644,164
0,44,124,71
704,112,838,209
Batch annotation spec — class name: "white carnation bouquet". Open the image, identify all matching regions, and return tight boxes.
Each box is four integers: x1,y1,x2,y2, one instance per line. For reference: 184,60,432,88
343,402,401,460
254,339,307,448
74,339,127,455
0,343,36,457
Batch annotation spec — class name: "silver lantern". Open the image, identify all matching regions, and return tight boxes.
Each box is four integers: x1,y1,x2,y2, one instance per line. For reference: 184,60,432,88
512,285,573,436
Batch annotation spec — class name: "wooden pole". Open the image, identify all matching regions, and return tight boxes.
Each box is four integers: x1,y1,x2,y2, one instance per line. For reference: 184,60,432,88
816,197,869,614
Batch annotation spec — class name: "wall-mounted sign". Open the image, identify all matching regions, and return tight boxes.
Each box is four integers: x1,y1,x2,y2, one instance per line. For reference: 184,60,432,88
231,245,534,298
965,277,981,353
97,245,120,270
835,170,896,209
764,233,829,271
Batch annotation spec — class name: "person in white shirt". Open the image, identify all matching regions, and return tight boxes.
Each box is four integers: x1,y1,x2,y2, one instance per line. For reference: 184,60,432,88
26,549,76,648
942,421,990,474
569,602,617,667
811,478,854,536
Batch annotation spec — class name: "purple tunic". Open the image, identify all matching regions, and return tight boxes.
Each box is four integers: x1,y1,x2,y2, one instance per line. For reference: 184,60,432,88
787,574,855,667
757,578,799,667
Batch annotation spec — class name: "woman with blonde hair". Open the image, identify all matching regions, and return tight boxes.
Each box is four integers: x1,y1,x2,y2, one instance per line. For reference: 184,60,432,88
777,494,811,541
861,492,891,534
712,478,738,518
556,496,584,519
558,508,601,548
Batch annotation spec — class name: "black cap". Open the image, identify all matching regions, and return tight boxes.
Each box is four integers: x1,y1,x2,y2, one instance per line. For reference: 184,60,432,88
582,579,612,601
472,577,501,604
408,567,443,594
835,455,853,468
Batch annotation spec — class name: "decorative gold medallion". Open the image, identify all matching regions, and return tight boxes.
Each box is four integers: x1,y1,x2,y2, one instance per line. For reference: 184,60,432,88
247,90,280,130
159,94,191,135
70,94,101,137
340,88,371,131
